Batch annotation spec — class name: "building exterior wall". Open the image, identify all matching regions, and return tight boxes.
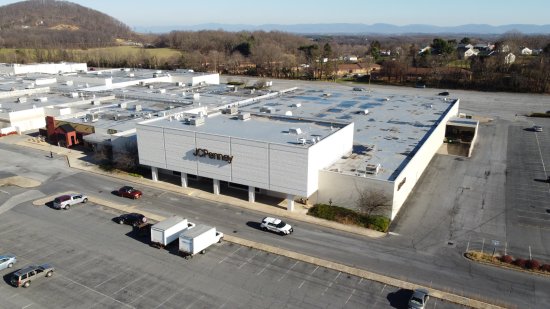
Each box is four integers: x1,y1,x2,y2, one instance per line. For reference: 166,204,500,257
307,123,354,196
317,171,395,215
8,108,46,132
137,119,351,198
390,99,460,219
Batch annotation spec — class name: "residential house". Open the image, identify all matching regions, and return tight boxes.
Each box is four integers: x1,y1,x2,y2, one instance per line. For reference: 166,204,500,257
335,63,380,77
504,53,516,64
521,47,532,55
344,55,358,62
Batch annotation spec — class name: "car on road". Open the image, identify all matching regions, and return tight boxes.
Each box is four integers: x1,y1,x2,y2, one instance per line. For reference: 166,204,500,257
117,186,142,199
533,125,543,132
53,194,88,210
438,91,450,96
10,264,54,288
408,288,429,309
260,217,293,235
115,213,147,226
0,254,17,271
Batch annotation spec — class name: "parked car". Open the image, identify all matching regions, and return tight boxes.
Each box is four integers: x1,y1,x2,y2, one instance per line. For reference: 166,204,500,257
117,186,142,199
53,194,88,210
115,213,147,226
0,254,17,271
533,125,543,132
408,288,429,309
10,264,54,288
438,91,450,96
260,217,293,235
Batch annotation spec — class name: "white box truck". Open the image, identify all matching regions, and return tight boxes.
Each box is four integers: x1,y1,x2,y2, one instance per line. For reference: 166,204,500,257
178,224,223,259
150,216,195,248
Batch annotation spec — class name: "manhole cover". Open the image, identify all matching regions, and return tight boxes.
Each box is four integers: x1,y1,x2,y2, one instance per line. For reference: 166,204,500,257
447,241,455,246
233,230,238,233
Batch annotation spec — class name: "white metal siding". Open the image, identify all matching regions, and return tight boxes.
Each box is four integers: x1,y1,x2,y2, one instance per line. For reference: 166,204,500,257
137,125,166,168
164,128,197,173
269,144,309,196
231,138,269,188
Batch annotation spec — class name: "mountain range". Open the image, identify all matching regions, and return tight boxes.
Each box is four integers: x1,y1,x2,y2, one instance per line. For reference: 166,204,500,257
136,23,550,35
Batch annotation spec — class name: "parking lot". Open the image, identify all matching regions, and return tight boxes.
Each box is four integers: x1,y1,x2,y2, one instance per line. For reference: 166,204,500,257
0,197,465,309
504,120,550,257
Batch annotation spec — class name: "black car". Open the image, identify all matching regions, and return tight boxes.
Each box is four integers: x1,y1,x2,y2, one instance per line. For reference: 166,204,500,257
438,91,450,96
115,213,147,226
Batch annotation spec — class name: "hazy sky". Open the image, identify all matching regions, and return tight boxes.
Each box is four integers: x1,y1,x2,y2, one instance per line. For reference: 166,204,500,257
0,0,548,27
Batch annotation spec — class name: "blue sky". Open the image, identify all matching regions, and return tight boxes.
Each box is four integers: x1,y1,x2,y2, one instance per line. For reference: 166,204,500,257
0,0,548,27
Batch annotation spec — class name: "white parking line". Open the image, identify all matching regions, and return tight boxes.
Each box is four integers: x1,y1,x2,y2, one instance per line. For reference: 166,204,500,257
153,288,185,309
22,304,33,309
533,129,549,191
219,247,241,264
277,261,299,282
344,289,355,304
113,274,147,294
94,272,124,288
185,295,205,309
238,251,260,269
256,256,279,276
59,274,135,308
380,284,387,294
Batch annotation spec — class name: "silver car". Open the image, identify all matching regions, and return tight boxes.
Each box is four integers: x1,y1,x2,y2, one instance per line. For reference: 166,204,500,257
0,254,17,271
10,264,54,288
408,288,429,309
53,194,88,210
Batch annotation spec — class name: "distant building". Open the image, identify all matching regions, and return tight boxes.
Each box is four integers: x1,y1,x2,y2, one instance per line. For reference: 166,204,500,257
504,53,516,64
344,55,358,62
520,47,533,55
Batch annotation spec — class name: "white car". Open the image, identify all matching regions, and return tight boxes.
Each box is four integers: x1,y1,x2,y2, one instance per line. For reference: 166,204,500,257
260,217,293,235
53,194,88,210
533,125,543,132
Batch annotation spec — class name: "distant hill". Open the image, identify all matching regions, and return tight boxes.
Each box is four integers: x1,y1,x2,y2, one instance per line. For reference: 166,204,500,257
137,23,550,35
0,0,135,48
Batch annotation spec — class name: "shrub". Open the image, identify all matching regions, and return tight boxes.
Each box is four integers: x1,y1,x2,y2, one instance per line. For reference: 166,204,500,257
308,204,390,232
513,258,527,268
500,255,514,264
541,264,550,272
526,260,541,270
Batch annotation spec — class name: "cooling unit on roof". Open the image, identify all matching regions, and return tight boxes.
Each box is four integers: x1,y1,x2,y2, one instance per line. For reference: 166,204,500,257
289,128,302,135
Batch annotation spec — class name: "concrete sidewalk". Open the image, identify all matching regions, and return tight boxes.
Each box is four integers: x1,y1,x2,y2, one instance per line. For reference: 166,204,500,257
12,136,505,309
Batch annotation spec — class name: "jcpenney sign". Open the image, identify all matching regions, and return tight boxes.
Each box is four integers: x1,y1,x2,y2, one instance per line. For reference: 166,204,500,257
193,148,233,164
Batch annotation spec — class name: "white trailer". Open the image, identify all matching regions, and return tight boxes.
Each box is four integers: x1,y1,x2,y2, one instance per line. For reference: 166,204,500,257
150,216,195,248
178,224,223,259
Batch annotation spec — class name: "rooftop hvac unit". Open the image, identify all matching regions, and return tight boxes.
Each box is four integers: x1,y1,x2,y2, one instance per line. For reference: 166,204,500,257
291,103,302,108
148,85,154,89
135,104,142,112
119,102,128,109
222,106,238,115
190,117,205,126
260,106,273,113
297,138,306,145
289,128,302,135
362,109,369,115
35,97,48,102
127,73,134,77
193,93,200,100
158,89,166,94
91,100,100,105
176,82,184,87
238,112,251,121
86,113,99,122
25,83,35,89
365,163,381,175
285,111,293,116
17,97,27,103
65,80,74,86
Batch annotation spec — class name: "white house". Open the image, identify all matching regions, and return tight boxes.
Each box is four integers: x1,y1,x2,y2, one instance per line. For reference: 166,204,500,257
521,47,532,55
504,53,516,64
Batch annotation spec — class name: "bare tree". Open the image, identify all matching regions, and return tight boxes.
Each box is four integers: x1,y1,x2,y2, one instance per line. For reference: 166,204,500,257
355,188,390,216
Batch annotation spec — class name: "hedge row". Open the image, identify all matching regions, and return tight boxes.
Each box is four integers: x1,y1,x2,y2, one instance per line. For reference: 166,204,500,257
500,255,550,272
307,204,390,232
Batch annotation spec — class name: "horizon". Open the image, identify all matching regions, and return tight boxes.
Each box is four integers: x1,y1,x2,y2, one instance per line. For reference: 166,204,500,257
0,0,548,29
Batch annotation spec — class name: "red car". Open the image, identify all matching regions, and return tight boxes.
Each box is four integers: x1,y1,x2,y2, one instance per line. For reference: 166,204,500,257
117,186,142,199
